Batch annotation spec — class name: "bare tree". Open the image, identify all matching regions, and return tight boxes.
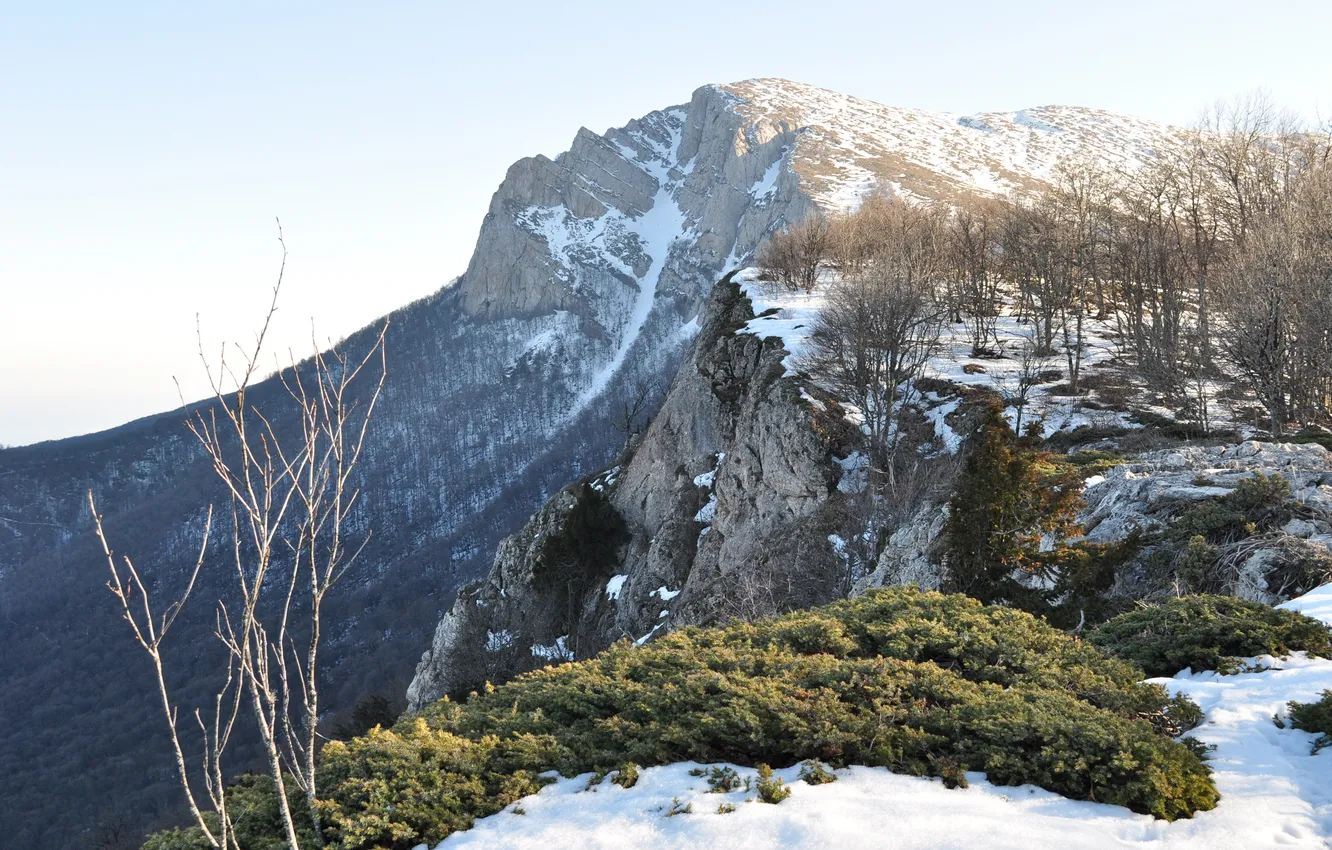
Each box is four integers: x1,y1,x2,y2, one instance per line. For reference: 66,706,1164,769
803,197,946,468
612,378,657,450
758,213,830,291
1217,164,1332,433
1048,159,1114,395
1002,329,1055,436
1110,160,1191,402
90,225,388,849
999,199,1061,356
1172,131,1226,373
1198,91,1296,246
947,198,1003,356
826,189,897,278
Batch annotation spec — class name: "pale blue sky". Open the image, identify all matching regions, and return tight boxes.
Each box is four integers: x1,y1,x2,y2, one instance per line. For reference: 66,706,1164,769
2,0,1329,446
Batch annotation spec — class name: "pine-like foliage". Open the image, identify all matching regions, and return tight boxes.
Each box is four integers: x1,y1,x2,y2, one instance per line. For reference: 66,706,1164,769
144,589,1221,850
416,589,1215,824
1089,595,1332,677
942,405,1082,606
1285,690,1332,753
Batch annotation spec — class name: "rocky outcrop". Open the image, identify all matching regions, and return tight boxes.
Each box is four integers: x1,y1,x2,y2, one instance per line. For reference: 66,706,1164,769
855,504,948,592
406,276,863,709
1082,440,1332,603
1082,441,1332,544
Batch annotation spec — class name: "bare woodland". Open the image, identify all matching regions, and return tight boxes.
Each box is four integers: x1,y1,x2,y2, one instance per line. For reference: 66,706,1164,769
760,94,1332,447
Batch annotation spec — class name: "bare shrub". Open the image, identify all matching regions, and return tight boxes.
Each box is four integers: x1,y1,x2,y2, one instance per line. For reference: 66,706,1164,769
90,226,388,849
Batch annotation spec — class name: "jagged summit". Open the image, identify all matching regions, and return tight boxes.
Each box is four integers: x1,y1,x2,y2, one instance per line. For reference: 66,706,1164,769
457,77,1186,323
714,77,1186,207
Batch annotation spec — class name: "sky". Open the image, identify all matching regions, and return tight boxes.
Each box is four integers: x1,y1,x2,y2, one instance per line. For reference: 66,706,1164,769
2,0,1330,446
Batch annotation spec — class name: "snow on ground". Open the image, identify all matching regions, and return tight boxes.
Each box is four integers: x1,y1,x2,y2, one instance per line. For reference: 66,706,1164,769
750,151,788,202
427,584,1332,849
735,268,1245,448
921,393,963,452
605,575,628,600
1285,585,1332,623
693,453,724,542
722,78,1185,211
736,269,827,376
650,586,681,601
530,635,573,662
925,309,1143,439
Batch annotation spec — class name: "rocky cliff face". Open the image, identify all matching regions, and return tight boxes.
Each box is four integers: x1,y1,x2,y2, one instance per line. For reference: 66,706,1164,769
407,275,867,708
459,86,807,321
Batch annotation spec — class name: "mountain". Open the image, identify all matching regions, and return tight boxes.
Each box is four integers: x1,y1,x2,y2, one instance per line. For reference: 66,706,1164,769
721,78,1183,208
0,79,1186,845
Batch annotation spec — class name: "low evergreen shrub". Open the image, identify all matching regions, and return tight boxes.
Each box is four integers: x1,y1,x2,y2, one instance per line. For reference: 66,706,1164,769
1170,474,1293,545
690,764,743,793
664,797,692,817
798,760,837,785
612,763,640,788
419,588,1215,825
148,589,1222,850
754,764,791,804
1277,427,1332,451
1089,595,1332,677
315,721,562,850
1285,690,1332,753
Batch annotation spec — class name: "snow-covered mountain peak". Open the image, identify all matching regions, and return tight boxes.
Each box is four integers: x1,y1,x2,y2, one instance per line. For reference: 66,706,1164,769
716,77,1188,209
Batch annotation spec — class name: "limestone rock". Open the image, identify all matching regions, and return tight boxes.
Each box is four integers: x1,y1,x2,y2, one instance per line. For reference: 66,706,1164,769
407,276,861,710
1082,441,1332,544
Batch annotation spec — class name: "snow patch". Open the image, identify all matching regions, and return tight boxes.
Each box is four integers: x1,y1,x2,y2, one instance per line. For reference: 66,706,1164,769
692,453,724,488
693,497,716,525
834,452,869,494
749,152,787,202
567,125,691,420
922,397,963,453
605,575,629,600
799,387,826,412
530,635,573,662
735,269,827,375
